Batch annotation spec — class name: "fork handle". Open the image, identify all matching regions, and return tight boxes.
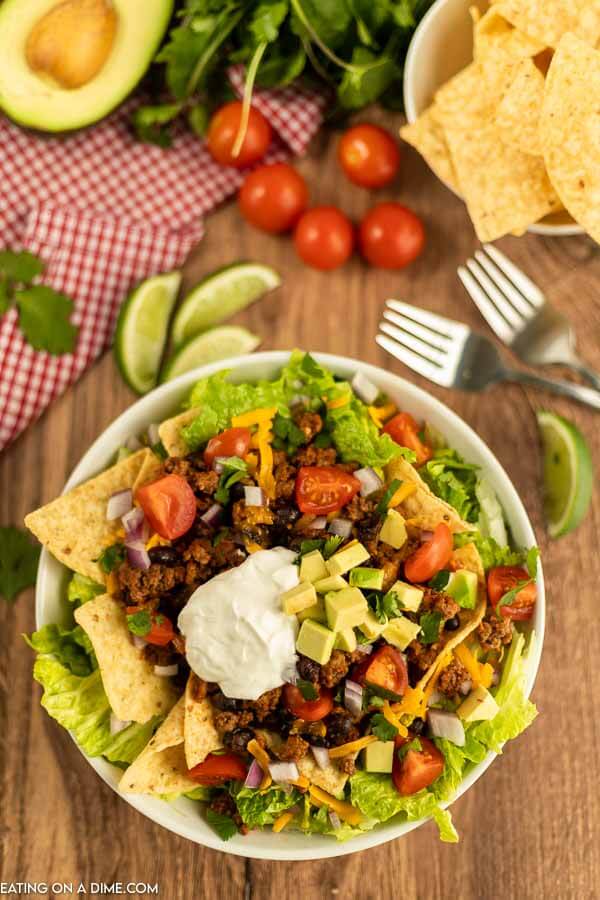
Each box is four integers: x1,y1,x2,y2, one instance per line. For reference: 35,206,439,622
566,358,600,393
503,369,600,410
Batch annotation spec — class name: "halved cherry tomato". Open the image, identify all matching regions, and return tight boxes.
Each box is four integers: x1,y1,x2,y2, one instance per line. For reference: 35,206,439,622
206,101,272,168
392,736,444,796
204,427,252,466
487,566,536,620
404,523,453,584
352,645,408,700
136,474,196,540
295,466,361,515
283,684,334,721
188,751,248,785
338,124,400,189
383,412,432,466
359,202,425,269
239,163,308,233
293,206,354,271
126,606,175,646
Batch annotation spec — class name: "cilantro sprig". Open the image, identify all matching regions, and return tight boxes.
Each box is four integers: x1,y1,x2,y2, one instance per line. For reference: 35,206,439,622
369,589,404,624
419,610,443,645
298,536,343,559
0,250,78,354
371,713,398,741
215,457,248,504
0,526,40,602
495,547,540,618
94,542,126,574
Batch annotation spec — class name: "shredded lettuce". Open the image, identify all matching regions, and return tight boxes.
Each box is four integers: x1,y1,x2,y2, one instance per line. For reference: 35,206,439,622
24,622,96,677
475,477,508,546
231,784,300,828
67,573,104,606
453,531,527,571
420,448,480,523
297,799,368,842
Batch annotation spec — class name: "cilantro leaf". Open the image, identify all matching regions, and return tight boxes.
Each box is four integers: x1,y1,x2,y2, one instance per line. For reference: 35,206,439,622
396,737,423,761
0,526,40,602
94,543,126,574
371,713,397,741
16,285,78,354
323,535,343,559
206,807,238,841
371,589,404,623
376,479,401,516
299,539,324,556
126,610,152,637
215,457,249,504
419,611,442,644
429,570,451,591
0,250,44,283
297,679,318,700
272,412,307,455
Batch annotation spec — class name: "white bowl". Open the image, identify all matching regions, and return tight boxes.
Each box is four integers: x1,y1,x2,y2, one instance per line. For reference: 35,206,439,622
403,0,584,238
35,351,545,860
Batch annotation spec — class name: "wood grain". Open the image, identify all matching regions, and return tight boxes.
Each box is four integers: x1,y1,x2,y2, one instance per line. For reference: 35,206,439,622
1,109,599,900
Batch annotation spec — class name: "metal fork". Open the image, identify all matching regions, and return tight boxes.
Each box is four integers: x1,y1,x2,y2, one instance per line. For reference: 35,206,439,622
377,299,600,410
458,244,600,391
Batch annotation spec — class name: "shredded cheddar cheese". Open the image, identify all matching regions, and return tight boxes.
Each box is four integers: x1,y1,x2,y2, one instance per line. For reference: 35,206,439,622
327,394,350,410
288,775,310,790
367,403,397,428
382,701,408,737
257,423,276,498
259,773,273,791
273,811,294,833
328,735,377,758
245,452,258,472
455,644,494,689
232,407,278,428
106,572,119,596
388,482,417,508
146,533,171,550
244,538,263,554
308,786,362,826
247,739,270,771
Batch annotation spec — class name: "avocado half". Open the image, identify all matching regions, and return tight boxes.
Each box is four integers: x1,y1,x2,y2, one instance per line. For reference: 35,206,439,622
0,0,174,132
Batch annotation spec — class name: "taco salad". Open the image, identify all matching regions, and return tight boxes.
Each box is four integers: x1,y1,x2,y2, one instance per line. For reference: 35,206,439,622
25,352,539,844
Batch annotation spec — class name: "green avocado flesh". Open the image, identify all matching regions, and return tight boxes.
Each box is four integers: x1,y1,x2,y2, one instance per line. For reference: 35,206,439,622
0,0,173,132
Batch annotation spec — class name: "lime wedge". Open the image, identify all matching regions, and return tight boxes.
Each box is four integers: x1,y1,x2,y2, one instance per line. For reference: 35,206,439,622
536,410,593,538
171,262,281,347
114,271,181,394
161,326,261,382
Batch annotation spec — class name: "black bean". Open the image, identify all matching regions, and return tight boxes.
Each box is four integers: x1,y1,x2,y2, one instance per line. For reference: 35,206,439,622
411,717,426,735
230,482,247,502
148,545,180,566
324,711,359,747
223,728,255,754
444,614,460,631
297,654,321,683
273,505,300,527
211,691,243,712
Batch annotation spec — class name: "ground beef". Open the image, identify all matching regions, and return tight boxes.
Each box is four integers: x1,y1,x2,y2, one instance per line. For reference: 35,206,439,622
293,410,323,442
273,458,297,500
319,650,350,688
209,792,247,834
223,728,255,754
212,538,247,569
324,708,360,747
117,562,186,604
182,538,213,565
339,755,356,776
276,734,310,761
163,458,219,495
438,659,470,697
214,710,254,732
422,587,460,622
293,445,337,467
478,616,513,653
406,639,441,675
232,500,274,527
249,687,282,721
344,495,378,522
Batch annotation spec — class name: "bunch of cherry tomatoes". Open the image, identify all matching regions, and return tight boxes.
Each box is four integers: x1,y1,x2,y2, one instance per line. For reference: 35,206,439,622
206,100,425,272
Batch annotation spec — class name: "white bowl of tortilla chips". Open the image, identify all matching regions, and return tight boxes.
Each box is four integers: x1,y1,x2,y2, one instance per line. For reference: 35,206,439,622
402,0,600,243
33,352,544,859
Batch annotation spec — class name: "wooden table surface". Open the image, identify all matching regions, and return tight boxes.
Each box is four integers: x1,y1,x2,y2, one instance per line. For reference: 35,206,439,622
1,111,599,900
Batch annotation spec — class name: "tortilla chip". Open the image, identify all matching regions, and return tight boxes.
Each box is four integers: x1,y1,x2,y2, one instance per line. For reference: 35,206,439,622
473,6,545,62
75,594,179,723
540,33,600,243
131,450,164,494
25,448,153,583
184,675,223,769
435,62,561,241
495,57,545,156
119,697,199,795
158,407,201,458
385,457,471,534
499,0,590,49
297,753,354,799
575,4,600,49
400,104,461,194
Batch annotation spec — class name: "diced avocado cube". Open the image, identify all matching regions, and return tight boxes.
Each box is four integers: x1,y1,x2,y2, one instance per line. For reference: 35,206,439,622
389,580,424,613
325,587,368,631
457,685,500,722
349,567,384,590
300,549,328,584
314,574,348,594
363,740,395,773
326,540,370,576
379,509,408,549
334,627,357,652
359,609,386,640
296,619,335,665
281,581,317,616
383,616,421,651
297,595,326,624
445,569,479,610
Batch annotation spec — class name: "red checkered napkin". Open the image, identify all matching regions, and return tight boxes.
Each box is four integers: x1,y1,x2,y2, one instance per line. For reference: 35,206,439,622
0,70,325,451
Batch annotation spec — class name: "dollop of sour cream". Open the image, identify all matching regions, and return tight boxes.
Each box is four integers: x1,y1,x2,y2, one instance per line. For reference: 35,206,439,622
178,547,299,700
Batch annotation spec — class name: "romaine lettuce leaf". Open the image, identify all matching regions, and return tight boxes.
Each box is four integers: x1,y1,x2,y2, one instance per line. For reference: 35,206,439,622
24,623,96,677
298,799,369,842
67,573,104,606
453,532,527,571
231,784,299,828
420,449,480,523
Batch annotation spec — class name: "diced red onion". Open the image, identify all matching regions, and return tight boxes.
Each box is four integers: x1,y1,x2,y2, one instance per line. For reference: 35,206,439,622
354,467,383,497
200,503,222,526
110,713,131,735
125,434,143,451
106,489,132,521
459,678,473,696
355,643,373,655
491,670,500,686
351,371,379,405
147,423,160,445
427,688,442,707
244,486,265,507
122,506,145,538
311,516,327,530
132,635,147,651
268,761,299,783
154,663,178,677
427,709,465,747
311,746,330,770
126,542,151,570
328,810,342,831
344,679,363,717
244,758,264,789
328,518,352,539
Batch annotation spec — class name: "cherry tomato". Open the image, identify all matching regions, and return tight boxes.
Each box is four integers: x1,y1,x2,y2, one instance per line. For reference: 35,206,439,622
188,751,248,785
136,474,196,540
204,427,252,466
206,101,272,168
404,523,453,583
338,124,400,189
293,206,354,271
359,202,425,269
352,646,408,700
487,566,537,620
126,606,175,646
392,736,444,795
295,466,361,515
239,163,308,233
283,684,334,721
383,412,432,466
